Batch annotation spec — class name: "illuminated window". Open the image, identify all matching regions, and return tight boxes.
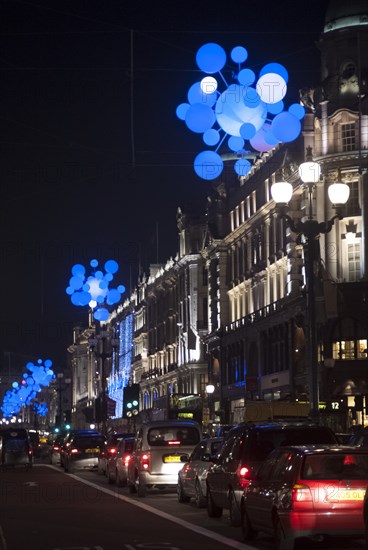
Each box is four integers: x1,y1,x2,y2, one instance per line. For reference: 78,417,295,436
342,123,356,152
348,242,360,282
358,340,368,359
332,339,367,360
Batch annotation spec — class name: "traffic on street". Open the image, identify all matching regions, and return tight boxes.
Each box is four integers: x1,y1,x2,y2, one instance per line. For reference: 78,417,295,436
0,457,366,550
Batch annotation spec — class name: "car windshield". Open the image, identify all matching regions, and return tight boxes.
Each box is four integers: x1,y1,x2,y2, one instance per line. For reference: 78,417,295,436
148,426,200,446
73,436,105,448
301,452,368,480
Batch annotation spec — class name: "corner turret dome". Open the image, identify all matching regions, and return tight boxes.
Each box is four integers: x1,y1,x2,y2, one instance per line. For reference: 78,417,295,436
324,0,368,33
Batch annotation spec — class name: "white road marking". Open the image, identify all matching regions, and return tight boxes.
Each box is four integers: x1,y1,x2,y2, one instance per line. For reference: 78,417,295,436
45,465,253,549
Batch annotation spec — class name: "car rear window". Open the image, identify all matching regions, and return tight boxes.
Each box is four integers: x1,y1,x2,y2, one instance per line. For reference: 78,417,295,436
148,426,200,446
245,428,337,461
301,452,368,480
124,440,134,453
73,436,105,448
1,429,29,442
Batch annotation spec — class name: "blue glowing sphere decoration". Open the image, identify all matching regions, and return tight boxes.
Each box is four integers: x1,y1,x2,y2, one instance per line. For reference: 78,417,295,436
66,259,125,321
0,359,55,418
194,150,223,181
176,43,304,180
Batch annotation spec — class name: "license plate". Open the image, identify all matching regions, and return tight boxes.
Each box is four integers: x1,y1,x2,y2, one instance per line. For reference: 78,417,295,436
164,455,181,463
85,448,100,454
336,489,364,501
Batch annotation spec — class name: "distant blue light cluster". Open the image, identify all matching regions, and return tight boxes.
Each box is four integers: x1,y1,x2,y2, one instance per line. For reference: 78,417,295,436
34,402,48,417
66,259,126,321
176,43,305,180
1,359,55,418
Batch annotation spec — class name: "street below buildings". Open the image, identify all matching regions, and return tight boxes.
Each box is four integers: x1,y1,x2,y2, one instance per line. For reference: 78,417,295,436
0,460,366,550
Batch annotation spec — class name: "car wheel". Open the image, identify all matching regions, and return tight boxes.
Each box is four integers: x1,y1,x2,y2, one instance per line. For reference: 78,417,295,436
207,487,223,518
136,474,147,498
177,480,190,503
229,489,241,526
128,483,137,494
107,466,114,484
97,461,104,475
274,517,294,550
241,505,256,541
116,469,124,487
194,479,206,508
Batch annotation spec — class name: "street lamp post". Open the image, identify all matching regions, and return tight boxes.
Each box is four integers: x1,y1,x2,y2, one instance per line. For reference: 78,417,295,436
56,373,71,428
271,148,350,422
89,327,119,435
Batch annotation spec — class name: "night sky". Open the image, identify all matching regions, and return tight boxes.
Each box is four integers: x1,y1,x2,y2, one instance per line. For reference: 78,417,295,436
0,0,331,372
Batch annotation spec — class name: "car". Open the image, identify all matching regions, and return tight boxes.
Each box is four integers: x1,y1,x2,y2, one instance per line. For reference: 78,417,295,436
0,428,33,469
241,445,368,549
28,430,41,458
97,432,135,475
106,437,135,486
48,434,65,465
205,421,339,526
63,432,106,473
177,436,224,507
60,429,99,468
127,420,202,497
348,430,368,447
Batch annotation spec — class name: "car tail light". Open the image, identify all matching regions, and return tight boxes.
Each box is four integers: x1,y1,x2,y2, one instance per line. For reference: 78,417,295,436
237,465,250,488
124,454,131,467
168,441,180,446
28,450,33,455
291,484,313,511
71,448,79,454
141,453,150,470
109,447,117,455
53,446,60,451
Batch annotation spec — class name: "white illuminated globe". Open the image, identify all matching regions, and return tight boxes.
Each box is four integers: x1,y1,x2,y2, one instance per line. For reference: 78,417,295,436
256,73,287,104
328,183,350,206
89,300,97,309
200,76,218,94
206,383,215,394
299,161,321,183
271,181,293,204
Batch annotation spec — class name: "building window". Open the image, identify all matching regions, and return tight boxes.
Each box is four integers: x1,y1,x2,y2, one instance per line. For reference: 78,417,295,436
342,123,356,152
348,241,360,282
332,339,367,360
344,181,360,217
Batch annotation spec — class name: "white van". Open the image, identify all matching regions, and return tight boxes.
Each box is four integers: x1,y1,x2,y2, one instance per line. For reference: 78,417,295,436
127,420,201,497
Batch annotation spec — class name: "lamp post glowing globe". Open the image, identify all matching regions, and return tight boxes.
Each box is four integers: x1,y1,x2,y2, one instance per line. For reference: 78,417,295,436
176,42,305,180
66,259,126,322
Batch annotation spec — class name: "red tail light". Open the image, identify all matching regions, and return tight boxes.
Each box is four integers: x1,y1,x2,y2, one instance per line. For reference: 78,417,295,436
141,453,150,470
109,447,117,455
28,450,33,455
124,454,131,467
53,446,60,451
168,441,180,446
291,484,313,511
71,448,79,454
237,465,250,487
